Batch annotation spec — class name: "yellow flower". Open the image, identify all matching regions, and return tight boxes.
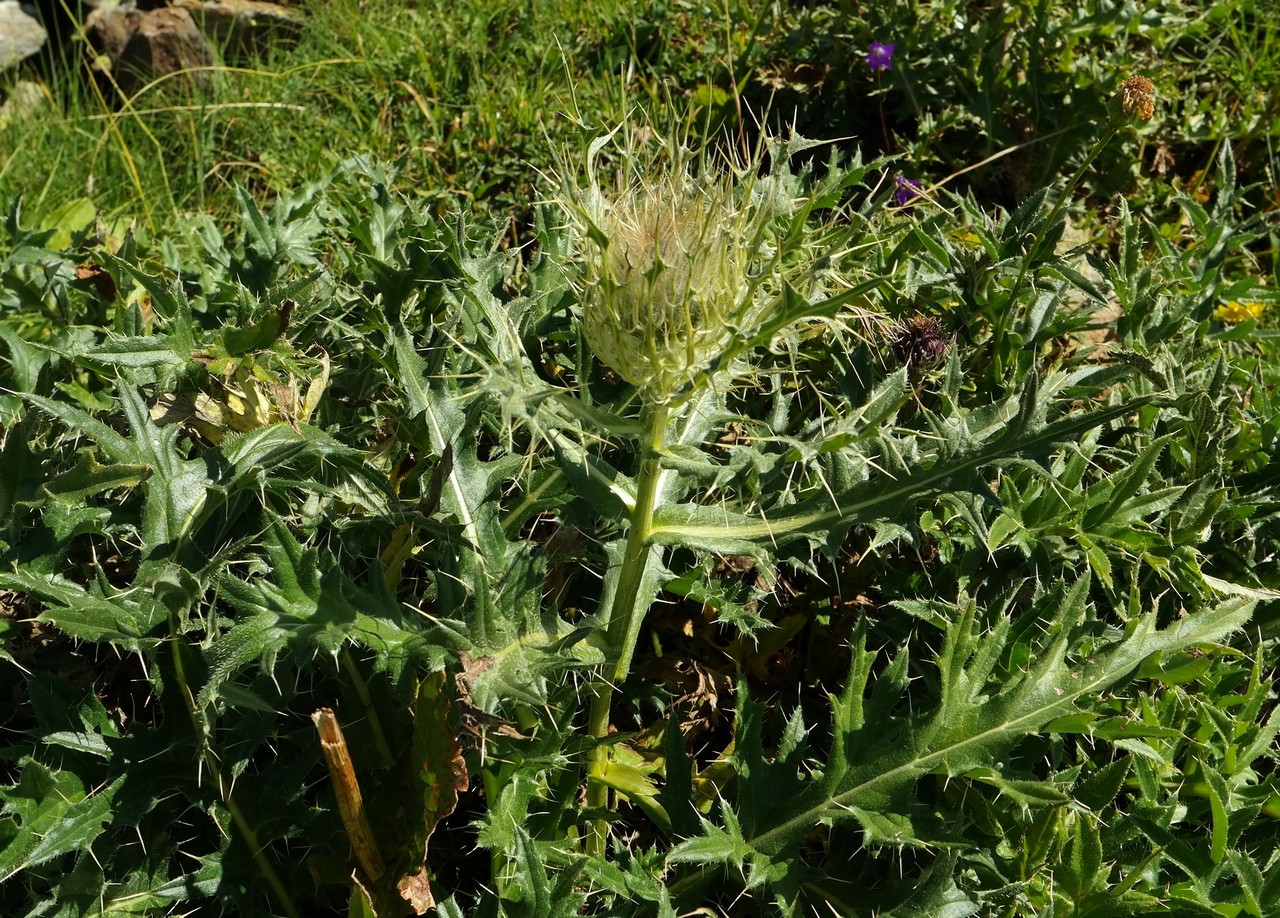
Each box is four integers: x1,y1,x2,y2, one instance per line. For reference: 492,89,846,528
1213,300,1265,324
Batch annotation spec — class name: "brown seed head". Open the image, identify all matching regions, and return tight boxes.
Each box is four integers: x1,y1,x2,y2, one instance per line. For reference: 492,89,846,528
1120,76,1155,120
891,315,949,368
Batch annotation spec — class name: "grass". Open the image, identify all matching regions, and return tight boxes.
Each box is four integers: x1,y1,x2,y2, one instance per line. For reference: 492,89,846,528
4,0,751,232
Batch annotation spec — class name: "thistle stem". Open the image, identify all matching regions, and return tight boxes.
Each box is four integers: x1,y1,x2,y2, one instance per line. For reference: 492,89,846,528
339,649,394,768
585,399,671,855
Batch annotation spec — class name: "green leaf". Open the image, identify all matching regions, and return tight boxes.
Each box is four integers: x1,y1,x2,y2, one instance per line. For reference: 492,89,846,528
79,335,189,372
43,452,150,504
220,303,291,356
0,760,118,882
0,569,162,650
1062,812,1104,900
38,196,96,250
145,856,224,903
41,731,111,758
733,583,1250,862
466,619,602,712
848,807,924,846
964,769,1071,807
208,518,361,706
1077,532,1114,590
23,391,136,465
1238,705,1280,769
197,612,287,712
1200,760,1230,863
1137,650,1213,686
27,383,211,582
1074,758,1131,810
550,429,635,516
0,325,51,394
1226,850,1265,917
651,379,1153,553
668,815,754,869
392,326,434,419
503,828,586,918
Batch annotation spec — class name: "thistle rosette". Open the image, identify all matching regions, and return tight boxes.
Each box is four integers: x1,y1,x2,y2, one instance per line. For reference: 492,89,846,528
567,145,761,404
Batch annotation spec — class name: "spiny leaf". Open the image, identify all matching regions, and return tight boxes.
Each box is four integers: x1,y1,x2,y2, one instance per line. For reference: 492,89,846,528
0,570,162,650
737,583,1251,860
197,612,287,712
651,385,1153,552
42,452,150,504
1062,812,1105,900
667,815,754,869
1200,760,1231,864
23,391,136,464
0,760,118,883
78,335,190,372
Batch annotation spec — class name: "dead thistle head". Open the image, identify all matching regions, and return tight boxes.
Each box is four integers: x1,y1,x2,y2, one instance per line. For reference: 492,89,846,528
1119,76,1156,121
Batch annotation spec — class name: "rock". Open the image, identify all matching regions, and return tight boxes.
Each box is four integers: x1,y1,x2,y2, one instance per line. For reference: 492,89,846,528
85,3,213,95
0,1,48,71
172,0,301,61
0,77,45,121
83,4,142,66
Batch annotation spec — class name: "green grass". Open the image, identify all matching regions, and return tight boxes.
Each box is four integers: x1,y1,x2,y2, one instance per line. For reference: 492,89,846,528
2,0,754,232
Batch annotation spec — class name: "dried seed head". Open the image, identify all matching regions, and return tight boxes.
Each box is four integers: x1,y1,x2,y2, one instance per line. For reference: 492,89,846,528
891,315,949,368
1119,76,1156,121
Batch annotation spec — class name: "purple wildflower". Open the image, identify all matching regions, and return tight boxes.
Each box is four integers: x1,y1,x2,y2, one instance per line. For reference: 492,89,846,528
894,176,923,206
865,41,895,73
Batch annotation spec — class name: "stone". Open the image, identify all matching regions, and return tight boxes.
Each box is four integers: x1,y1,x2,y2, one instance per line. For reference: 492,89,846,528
0,77,45,121
172,0,301,61
85,4,213,95
0,1,48,71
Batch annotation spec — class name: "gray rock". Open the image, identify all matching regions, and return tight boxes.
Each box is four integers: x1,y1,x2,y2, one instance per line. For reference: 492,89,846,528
172,0,302,62
0,77,45,120
0,1,47,71
85,4,213,95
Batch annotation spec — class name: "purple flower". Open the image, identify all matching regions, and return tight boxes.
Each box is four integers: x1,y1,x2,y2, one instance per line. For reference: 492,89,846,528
894,176,923,206
865,41,895,73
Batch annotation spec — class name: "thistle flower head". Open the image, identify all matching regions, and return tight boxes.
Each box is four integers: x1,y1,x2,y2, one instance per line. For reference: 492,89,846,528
1119,76,1156,121
564,141,757,402
891,314,949,368
893,175,923,207
559,127,889,405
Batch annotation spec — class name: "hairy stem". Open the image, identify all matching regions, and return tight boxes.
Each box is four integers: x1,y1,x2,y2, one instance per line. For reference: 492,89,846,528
585,399,671,855
339,649,394,768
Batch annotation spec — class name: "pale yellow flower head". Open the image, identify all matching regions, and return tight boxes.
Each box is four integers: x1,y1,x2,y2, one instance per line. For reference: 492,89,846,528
572,145,754,402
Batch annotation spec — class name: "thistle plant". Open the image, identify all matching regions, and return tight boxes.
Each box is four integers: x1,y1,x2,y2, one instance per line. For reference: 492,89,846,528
557,129,890,851
2,96,1274,915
